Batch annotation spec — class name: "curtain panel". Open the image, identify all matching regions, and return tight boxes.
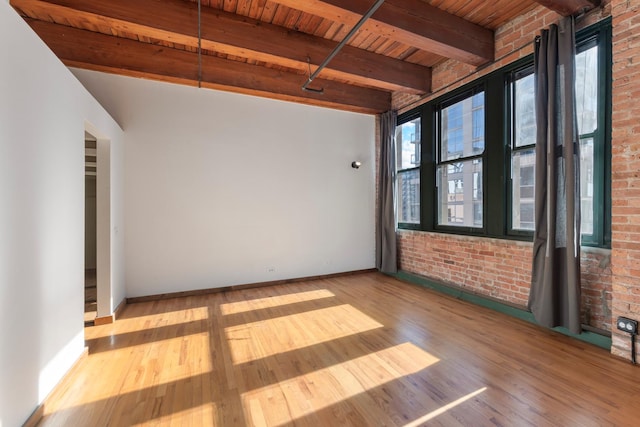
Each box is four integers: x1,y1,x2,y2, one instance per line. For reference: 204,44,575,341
376,110,397,274
528,17,582,334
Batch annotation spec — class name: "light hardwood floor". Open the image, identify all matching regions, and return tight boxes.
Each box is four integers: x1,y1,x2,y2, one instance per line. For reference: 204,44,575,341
38,272,639,426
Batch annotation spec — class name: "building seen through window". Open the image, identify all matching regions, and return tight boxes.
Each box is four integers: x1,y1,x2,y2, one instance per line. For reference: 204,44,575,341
437,92,484,228
396,117,421,224
510,68,536,231
510,43,599,235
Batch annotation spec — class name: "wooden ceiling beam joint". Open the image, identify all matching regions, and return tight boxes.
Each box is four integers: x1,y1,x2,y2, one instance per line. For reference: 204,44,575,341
268,0,495,66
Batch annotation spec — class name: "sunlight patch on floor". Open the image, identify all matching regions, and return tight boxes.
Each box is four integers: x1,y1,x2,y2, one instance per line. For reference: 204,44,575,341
115,334,213,394
52,335,214,409
134,402,216,426
240,342,440,426
403,387,487,427
224,304,383,364
220,289,336,315
87,307,210,338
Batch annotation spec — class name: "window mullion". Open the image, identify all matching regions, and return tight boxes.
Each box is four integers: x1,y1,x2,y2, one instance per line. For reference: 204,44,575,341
485,75,505,237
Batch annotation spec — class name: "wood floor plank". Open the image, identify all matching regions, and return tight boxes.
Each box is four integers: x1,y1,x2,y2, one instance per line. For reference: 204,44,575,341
36,272,640,426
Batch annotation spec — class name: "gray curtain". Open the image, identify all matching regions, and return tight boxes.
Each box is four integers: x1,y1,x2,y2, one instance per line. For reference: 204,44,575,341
376,110,397,273
529,17,582,334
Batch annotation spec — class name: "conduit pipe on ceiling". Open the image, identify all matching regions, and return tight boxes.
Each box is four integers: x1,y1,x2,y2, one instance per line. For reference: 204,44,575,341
197,0,202,88
302,0,386,94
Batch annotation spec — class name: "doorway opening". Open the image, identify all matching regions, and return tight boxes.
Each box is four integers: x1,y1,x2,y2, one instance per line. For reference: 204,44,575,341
85,132,97,325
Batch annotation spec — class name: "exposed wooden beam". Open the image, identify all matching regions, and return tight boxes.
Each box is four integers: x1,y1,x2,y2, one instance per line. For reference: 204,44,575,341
11,0,431,94
25,19,391,114
532,0,601,16
268,0,494,66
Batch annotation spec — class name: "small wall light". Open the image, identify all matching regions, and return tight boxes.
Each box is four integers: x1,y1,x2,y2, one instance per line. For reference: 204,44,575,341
351,161,361,169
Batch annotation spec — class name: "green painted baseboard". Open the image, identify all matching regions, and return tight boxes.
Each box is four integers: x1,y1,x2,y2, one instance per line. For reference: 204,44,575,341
390,270,612,350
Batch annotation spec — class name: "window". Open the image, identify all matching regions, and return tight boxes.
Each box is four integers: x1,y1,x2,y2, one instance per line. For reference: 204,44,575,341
396,116,421,225
508,66,536,232
396,18,611,248
576,40,601,242
506,25,610,246
437,90,484,228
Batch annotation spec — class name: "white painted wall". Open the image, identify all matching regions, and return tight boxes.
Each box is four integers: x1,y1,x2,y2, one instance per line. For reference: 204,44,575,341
0,4,124,426
71,70,376,298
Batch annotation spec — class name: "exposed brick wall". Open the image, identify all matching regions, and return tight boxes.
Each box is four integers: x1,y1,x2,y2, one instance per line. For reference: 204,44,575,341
391,92,420,112
582,249,613,330
398,231,612,331
610,0,640,359
387,2,615,337
398,231,532,305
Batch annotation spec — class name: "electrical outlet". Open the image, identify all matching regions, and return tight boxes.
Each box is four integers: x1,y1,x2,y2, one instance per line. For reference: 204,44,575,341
616,317,638,335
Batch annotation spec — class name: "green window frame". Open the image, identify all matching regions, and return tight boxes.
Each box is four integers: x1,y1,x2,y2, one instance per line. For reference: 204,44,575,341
396,113,422,228
435,87,486,232
506,64,537,236
574,27,612,247
397,18,611,249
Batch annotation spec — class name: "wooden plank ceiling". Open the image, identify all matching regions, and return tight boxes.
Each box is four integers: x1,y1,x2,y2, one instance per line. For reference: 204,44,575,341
11,0,600,114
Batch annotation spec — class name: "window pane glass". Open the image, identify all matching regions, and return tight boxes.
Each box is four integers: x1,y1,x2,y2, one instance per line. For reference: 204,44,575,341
398,169,420,224
514,72,536,147
441,92,484,161
580,137,594,235
576,45,598,135
511,149,536,230
437,160,483,227
396,118,421,170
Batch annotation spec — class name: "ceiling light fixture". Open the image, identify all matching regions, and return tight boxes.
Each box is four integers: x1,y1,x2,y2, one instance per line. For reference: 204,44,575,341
302,0,386,94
